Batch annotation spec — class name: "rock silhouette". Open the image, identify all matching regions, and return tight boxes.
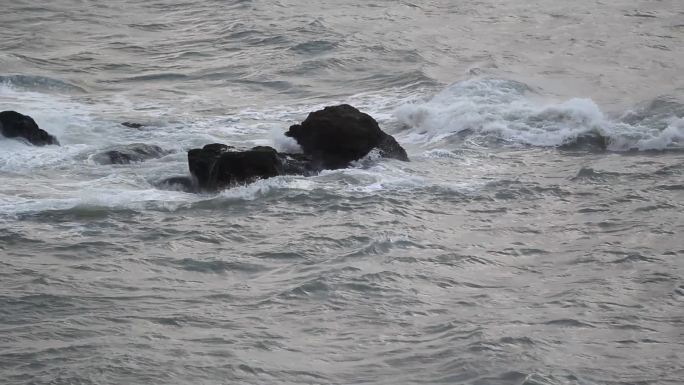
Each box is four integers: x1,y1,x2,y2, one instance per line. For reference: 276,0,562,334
0,110,59,146
92,143,169,164
189,144,284,191
285,104,408,169
185,105,409,191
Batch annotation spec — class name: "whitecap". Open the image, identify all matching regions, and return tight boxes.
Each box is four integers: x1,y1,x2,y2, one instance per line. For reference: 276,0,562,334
394,78,684,151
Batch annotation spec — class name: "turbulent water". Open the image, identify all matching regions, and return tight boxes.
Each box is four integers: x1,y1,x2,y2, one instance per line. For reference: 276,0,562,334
1,1,684,384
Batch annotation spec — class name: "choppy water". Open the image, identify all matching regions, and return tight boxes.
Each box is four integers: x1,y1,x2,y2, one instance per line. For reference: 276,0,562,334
1,1,683,384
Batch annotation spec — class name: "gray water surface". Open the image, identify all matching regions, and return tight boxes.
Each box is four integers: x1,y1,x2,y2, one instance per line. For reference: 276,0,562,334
1,1,683,384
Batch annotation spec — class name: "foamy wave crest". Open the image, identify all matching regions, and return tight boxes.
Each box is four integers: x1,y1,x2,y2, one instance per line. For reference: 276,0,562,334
394,78,683,151
214,175,316,201
0,186,195,217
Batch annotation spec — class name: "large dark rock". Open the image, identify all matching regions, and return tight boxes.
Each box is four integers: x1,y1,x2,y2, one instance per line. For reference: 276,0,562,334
188,144,284,191
285,104,408,169
92,143,169,165
0,110,59,146
188,143,231,189
209,146,282,188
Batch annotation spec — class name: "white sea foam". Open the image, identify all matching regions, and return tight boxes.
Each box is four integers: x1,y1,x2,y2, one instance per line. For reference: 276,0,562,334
0,82,99,144
394,78,684,151
215,175,316,201
269,128,303,153
611,117,684,151
2,77,681,218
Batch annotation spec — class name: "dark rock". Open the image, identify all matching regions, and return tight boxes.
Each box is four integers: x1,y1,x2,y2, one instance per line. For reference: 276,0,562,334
188,143,231,189
285,104,408,169
0,110,59,146
122,122,144,129
558,133,609,151
157,176,196,193
203,143,233,153
209,146,281,188
181,105,409,192
188,145,284,191
279,152,317,176
92,143,169,164
377,133,409,160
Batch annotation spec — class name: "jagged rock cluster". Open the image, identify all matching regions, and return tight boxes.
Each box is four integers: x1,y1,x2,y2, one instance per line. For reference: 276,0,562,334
182,104,409,191
1,105,409,193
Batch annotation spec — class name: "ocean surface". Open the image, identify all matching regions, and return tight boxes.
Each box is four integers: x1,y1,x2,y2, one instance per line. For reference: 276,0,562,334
1,1,683,384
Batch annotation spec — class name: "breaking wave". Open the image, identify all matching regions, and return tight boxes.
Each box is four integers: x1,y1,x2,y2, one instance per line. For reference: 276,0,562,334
394,78,684,151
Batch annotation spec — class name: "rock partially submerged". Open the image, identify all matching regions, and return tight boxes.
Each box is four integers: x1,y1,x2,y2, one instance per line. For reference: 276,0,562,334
0,110,59,146
285,104,409,169
3,105,408,192
190,145,282,190
187,143,231,189
558,133,609,151
185,105,409,191
121,122,144,129
188,144,316,191
157,176,196,193
92,143,169,165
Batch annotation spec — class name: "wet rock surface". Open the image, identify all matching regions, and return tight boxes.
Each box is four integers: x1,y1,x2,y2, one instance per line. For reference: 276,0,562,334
285,104,408,169
186,105,409,191
0,110,59,146
92,143,169,165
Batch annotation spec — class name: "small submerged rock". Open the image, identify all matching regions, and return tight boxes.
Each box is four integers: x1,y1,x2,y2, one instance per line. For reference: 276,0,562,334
121,122,145,129
92,143,169,165
0,110,59,146
558,133,609,151
157,176,196,193
185,105,409,192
